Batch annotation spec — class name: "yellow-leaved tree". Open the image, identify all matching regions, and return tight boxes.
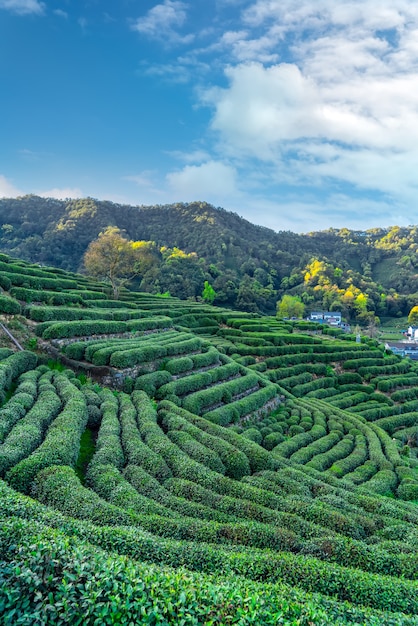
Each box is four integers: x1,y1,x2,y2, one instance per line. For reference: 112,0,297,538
83,227,157,298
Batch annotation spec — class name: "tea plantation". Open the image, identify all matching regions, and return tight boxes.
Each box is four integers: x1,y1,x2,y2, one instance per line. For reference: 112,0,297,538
2,254,418,624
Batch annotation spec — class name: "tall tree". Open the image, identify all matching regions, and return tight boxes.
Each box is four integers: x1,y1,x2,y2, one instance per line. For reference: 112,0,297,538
408,305,418,325
202,280,216,304
83,227,155,298
276,295,305,319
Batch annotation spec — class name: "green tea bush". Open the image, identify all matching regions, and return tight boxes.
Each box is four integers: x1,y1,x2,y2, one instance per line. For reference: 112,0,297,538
0,274,11,290
336,372,363,385
217,327,243,337
343,357,386,370
0,350,37,384
345,460,379,485
359,361,411,379
374,412,418,435
123,463,235,523
277,372,313,388
263,431,285,450
88,389,124,470
4,513,418,622
359,469,398,497
162,401,274,476
329,392,371,409
182,374,259,415
392,387,418,403
86,462,170,516
290,431,341,465
167,430,226,474
11,286,83,304
307,435,355,472
6,375,88,493
134,370,173,396
273,425,327,458
0,270,77,290
158,362,241,399
32,464,139,526
127,316,173,332
203,385,279,426
292,377,336,398
159,408,257,479
68,289,108,300
61,340,92,360
377,376,418,392
27,306,105,322
0,387,61,476
83,332,182,366
0,369,40,442
306,388,340,399
165,356,194,375
328,434,368,478
42,320,127,339
0,295,21,315
85,298,140,309
110,337,201,369
119,394,171,482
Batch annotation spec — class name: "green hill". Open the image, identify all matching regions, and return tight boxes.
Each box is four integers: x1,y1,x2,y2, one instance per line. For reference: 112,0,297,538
2,195,418,319
1,254,418,622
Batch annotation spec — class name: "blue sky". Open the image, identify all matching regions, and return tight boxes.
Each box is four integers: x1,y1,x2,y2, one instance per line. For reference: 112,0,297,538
1,0,418,232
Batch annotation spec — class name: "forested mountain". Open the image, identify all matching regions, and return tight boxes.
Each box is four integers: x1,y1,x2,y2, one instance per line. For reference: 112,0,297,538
1,194,418,319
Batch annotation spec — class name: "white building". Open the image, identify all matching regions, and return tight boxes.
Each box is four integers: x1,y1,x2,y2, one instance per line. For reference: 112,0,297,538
310,311,342,326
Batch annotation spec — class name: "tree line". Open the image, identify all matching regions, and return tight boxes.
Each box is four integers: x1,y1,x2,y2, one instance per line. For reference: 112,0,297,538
1,195,418,320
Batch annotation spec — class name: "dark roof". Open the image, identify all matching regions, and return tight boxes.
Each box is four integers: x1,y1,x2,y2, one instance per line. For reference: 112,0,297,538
386,342,418,350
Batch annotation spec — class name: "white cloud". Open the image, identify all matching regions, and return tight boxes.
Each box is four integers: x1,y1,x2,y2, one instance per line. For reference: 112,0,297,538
165,149,211,163
131,0,194,45
166,160,239,201
53,9,68,19
142,62,191,83
204,63,321,159
123,170,163,193
38,187,83,200
124,171,156,187
194,0,418,220
0,175,22,197
0,0,44,14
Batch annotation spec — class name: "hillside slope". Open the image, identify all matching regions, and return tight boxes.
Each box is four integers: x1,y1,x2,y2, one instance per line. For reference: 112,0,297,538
1,195,418,319
1,254,418,622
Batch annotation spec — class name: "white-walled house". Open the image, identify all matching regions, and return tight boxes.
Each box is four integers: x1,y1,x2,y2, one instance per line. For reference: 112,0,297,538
310,311,342,326
407,326,418,340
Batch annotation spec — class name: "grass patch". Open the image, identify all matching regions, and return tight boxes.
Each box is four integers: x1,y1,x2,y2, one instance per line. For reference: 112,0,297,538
46,359,66,372
380,331,406,341
0,382,17,407
75,428,96,484
379,316,408,330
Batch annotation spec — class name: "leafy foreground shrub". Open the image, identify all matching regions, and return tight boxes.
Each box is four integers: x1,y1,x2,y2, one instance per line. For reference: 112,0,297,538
0,351,37,405
2,515,417,626
0,368,39,443
0,295,20,315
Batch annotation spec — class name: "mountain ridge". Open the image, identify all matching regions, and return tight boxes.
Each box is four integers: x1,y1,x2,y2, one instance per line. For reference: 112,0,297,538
0,195,417,319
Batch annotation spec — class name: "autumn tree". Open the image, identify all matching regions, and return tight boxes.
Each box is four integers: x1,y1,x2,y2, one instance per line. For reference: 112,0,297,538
83,227,157,298
408,305,418,325
276,294,305,319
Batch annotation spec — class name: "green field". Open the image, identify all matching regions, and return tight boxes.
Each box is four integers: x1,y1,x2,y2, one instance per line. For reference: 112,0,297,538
2,254,418,623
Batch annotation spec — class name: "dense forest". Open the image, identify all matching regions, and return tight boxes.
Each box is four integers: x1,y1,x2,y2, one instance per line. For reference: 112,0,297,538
1,195,418,320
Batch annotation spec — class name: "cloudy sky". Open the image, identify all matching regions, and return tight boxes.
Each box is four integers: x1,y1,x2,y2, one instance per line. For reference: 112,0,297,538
1,0,418,232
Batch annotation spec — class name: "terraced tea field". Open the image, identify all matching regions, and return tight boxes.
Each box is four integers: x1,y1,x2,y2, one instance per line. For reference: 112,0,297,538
2,254,418,623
